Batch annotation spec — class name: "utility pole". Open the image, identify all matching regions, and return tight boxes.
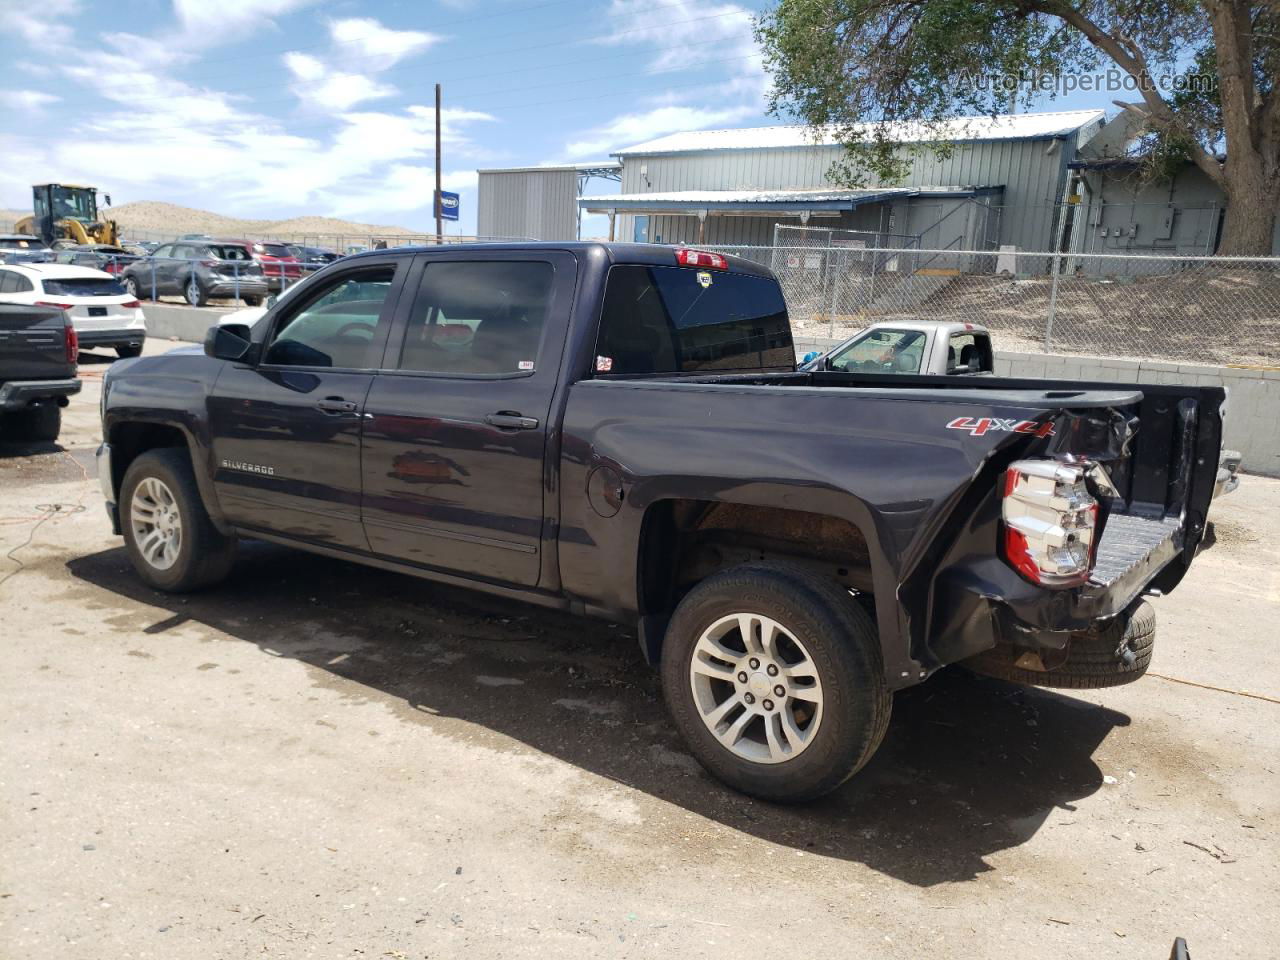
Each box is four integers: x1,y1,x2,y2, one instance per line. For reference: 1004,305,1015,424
434,83,443,244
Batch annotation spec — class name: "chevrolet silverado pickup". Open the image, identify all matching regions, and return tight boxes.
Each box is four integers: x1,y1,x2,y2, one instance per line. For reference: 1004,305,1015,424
96,243,1223,802
0,302,80,442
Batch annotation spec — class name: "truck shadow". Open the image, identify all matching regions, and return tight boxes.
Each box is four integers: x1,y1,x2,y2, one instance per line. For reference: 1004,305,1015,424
68,540,1130,888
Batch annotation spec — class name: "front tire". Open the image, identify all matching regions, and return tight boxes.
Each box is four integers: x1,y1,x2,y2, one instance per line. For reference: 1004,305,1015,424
184,274,208,306
125,275,142,300
661,564,891,802
242,295,263,307
121,448,236,592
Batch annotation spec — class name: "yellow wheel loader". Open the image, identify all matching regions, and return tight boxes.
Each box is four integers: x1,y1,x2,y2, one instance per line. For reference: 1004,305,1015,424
14,183,119,247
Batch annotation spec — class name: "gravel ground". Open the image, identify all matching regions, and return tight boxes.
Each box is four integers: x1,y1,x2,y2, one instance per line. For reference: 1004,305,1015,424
1,341,1277,959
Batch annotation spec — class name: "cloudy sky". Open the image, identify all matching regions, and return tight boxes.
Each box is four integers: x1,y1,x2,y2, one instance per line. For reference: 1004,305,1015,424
0,0,1106,236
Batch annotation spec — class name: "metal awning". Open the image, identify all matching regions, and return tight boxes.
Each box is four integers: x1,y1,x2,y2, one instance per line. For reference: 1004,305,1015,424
579,186,991,216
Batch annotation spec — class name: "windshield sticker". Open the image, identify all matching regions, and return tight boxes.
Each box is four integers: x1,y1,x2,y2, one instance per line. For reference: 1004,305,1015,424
697,271,712,289
595,355,614,372
518,360,535,371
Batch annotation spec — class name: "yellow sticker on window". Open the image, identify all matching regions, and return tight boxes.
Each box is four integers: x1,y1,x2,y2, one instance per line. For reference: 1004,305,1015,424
697,271,712,288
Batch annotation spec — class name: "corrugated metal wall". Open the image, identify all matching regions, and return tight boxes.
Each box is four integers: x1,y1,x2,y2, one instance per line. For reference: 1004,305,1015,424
617,131,1088,252
477,169,580,241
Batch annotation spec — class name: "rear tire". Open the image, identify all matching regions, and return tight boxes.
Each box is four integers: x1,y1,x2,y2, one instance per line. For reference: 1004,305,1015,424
661,563,891,802
116,343,143,359
121,448,236,592
125,275,142,300
0,404,61,443
242,295,263,307
965,600,1155,689
184,274,208,307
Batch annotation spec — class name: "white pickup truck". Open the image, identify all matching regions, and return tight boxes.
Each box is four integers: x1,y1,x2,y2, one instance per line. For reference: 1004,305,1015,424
799,320,994,375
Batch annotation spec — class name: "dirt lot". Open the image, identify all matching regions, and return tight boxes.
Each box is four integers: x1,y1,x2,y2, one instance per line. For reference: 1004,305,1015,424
2,343,1278,959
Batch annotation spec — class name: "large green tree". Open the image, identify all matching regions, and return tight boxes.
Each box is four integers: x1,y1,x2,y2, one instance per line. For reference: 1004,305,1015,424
757,1,1279,255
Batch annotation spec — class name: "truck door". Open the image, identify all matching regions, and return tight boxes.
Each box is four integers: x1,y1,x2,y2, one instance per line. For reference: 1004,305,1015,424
359,251,576,587
207,259,404,550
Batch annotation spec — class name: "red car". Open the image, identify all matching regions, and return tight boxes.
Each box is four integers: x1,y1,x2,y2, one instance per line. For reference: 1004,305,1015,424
247,241,302,292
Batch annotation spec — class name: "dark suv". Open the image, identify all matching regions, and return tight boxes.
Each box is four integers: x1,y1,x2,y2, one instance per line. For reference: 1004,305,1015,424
121,241,268,306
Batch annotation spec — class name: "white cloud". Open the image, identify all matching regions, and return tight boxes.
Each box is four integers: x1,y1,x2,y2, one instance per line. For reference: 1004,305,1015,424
172,0,321,44
595,0,765,96
0,0,81,50
565,104,758,157
282,17,441,113
327,18,440,66
0,90,61,112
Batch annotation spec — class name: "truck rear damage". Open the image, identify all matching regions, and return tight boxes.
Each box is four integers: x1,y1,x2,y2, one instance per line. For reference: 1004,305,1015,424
918,379,1225,688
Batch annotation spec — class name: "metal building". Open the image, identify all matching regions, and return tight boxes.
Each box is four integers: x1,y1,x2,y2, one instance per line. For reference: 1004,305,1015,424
579,110,1107,253
476,162,621,241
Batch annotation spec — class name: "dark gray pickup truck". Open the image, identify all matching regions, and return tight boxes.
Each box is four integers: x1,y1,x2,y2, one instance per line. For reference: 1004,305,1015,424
97,243,1222,801
0,302,80,443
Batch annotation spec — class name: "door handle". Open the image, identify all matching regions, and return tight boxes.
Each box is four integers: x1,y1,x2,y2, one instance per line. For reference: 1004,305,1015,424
316,397,358,414
484,412,539,430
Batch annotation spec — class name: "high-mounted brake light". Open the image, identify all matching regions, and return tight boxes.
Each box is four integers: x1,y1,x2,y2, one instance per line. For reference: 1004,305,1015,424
675,248,728,270
1001,459,1100,587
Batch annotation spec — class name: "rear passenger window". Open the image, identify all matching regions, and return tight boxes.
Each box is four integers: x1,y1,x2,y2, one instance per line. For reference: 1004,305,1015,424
263,268,395,368
0,271,16,294
948,333,991,373
397,261,553,375
595,265,792,375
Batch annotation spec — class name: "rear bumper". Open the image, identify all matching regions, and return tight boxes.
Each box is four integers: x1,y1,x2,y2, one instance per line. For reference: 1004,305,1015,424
927,511,1183,673
208,279,268,298
1215,449,1242,498
76,328,146,348
262,276,299,292
0,377,81,411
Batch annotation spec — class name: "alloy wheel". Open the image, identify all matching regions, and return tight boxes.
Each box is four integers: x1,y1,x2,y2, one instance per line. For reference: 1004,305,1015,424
688,613,825,764
130,476,183,571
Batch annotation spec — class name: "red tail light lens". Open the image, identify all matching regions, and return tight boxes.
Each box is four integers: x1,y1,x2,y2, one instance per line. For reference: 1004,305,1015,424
1001,460,1099,587
675,248,728,269
65,319,79,364
121,299,142,309
35,301,74,310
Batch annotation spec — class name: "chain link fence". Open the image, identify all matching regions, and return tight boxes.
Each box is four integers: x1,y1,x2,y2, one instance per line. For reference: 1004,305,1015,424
707,242,1280,367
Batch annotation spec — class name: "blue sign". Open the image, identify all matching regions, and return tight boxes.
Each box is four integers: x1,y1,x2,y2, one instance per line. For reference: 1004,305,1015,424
437,190,460,221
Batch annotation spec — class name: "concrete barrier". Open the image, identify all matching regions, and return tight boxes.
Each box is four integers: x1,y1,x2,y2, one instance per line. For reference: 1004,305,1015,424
140,303,237,343
794,336,1280,478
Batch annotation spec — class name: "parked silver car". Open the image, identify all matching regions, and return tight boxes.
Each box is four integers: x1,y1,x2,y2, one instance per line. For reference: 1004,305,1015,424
120,240,268,307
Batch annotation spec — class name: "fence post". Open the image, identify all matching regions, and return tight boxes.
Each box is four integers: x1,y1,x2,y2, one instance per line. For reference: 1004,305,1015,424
1044,249,1063,353
233,262,240,303
150,260,157,302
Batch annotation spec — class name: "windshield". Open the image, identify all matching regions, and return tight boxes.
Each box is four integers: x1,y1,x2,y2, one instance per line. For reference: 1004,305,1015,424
828,328,926,374
50,186,97,222
42,276,127,297
596,265,792,375
257,243,293,257
0,237,41,250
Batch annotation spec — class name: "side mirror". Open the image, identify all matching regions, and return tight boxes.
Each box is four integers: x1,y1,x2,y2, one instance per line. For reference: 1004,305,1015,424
205,323,254,362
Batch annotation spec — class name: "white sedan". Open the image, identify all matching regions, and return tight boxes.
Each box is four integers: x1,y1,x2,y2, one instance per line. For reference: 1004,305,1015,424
0,262,147,358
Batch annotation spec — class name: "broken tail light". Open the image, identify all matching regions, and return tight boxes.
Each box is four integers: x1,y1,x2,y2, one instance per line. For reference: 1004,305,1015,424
1002,459,1100,587
675,248,727,269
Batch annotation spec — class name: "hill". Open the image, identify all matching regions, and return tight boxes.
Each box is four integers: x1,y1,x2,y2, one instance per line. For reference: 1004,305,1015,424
1,201,417,240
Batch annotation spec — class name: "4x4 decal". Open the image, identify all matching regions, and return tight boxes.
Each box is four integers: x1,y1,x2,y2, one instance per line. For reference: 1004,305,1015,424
946,416,1055,438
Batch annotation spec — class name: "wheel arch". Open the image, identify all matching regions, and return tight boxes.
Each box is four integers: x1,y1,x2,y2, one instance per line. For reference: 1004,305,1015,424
633,493,904,675
106,418,230,535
